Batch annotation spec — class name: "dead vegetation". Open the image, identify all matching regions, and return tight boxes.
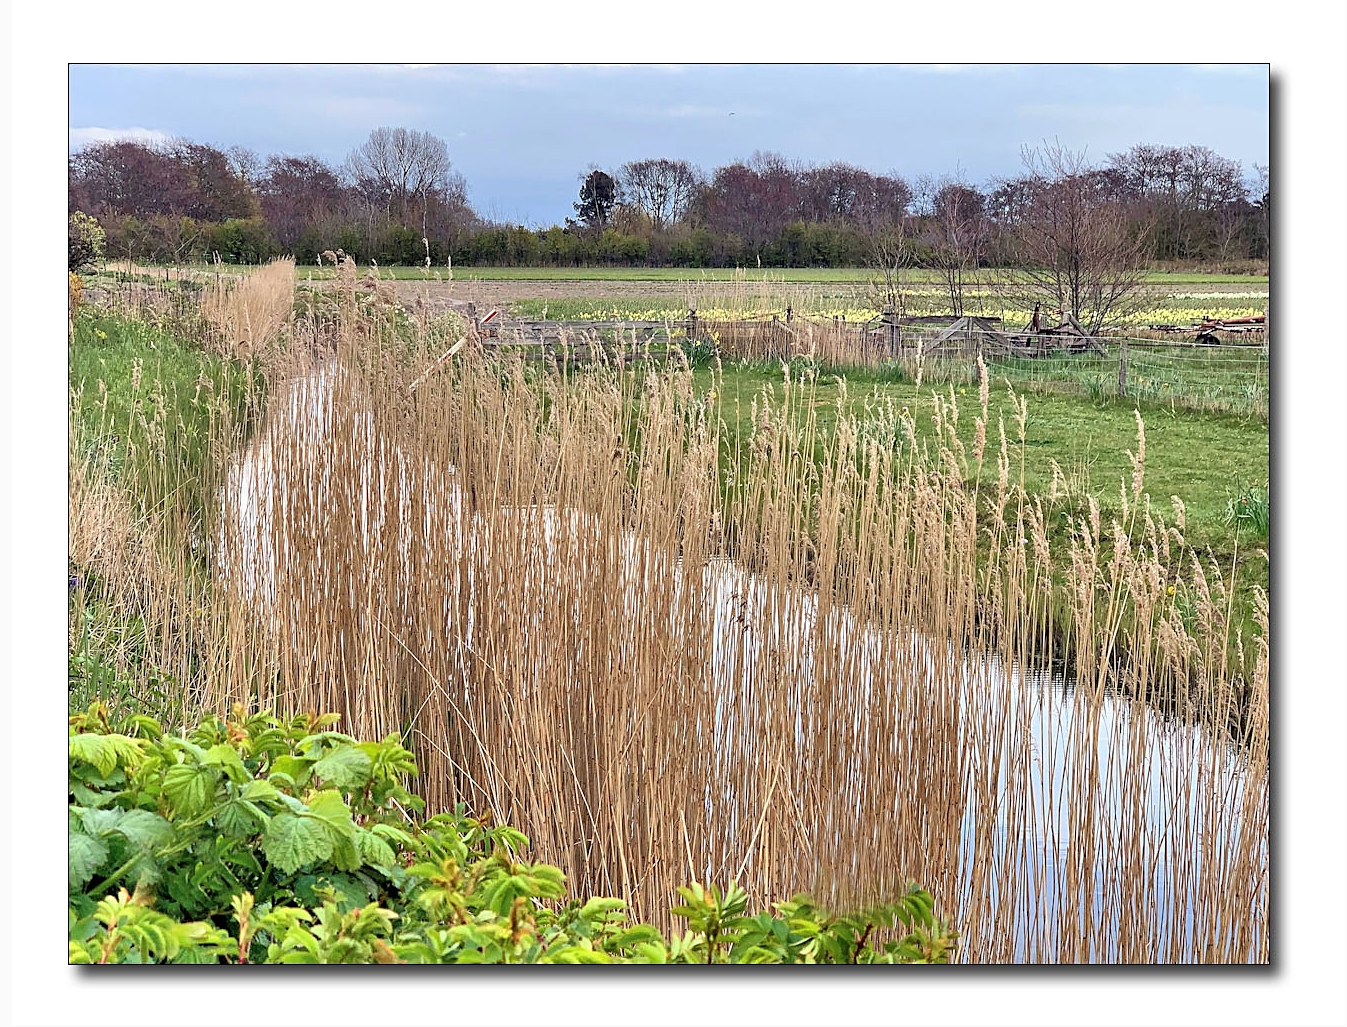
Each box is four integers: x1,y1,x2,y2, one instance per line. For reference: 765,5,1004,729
70,295,1269,962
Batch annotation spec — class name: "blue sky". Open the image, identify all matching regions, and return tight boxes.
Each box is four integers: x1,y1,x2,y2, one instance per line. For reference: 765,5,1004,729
69,64,1268,225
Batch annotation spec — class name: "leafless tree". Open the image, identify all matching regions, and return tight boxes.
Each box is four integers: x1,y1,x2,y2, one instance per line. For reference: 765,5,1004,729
1006,143,1154,335
1107,143,1246,260
864,217,916,317
347,127,454,225
915,174,990,316
1252,163,1269,261
618,158,702,230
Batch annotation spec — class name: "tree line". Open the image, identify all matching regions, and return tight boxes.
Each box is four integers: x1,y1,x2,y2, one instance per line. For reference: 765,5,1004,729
69,127,1269,272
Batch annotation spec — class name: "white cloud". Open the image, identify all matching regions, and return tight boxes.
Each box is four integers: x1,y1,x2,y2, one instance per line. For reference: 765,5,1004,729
69,125,177,149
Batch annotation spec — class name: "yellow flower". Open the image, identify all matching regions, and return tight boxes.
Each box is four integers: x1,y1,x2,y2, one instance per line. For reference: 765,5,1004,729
1167,585,1176,595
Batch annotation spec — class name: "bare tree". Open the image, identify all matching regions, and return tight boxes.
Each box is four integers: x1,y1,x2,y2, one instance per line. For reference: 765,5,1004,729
1252,163,1269,261
618,158,702,230
1007,143,1154,335
864,217,916,317
347,127,453,225
916,174,990,316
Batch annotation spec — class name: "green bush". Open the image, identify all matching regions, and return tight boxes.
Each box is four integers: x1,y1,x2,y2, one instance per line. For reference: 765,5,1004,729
68,703,956,964
69,211,106,272
210,218,274,264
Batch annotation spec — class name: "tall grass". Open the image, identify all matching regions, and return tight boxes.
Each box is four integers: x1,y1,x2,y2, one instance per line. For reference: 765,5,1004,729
200,257,296,359
69,296,1268,962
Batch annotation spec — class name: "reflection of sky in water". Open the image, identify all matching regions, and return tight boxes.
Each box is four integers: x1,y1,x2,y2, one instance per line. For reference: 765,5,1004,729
224,370,1266,963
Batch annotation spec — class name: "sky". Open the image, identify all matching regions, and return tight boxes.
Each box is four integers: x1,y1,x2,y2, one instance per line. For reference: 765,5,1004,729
68,63,1270,226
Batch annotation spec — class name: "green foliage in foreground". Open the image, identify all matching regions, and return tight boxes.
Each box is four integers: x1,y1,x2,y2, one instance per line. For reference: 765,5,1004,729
69,704,956,964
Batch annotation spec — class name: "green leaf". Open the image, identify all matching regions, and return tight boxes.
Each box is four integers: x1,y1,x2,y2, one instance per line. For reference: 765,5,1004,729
241,778,280,803
80,806,124,836
216,798,268,839
162,763,217,818
369,823,418,852
263,813,334,874
202,744,249,782
312,746,373,790
354,828,396,870
543,946,613,964
269,755,314,787
69,733,115,777
70,830,108,889
579,897,626,919
115,809,175,850
305,790,354,831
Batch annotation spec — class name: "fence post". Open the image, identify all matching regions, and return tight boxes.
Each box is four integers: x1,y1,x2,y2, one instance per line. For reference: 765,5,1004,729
884,306,898,356
687,307,697,344
1118,338,1128,398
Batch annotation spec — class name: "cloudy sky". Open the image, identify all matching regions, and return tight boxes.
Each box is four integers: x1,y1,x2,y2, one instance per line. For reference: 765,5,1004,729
69,64,1268,224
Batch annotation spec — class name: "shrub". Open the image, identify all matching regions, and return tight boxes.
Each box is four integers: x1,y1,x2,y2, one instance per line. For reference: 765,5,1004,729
210,218,274,264
69,211,106,271
68,704,956,964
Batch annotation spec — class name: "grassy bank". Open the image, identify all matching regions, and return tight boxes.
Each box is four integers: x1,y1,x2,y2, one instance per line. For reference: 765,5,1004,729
68,283,282,723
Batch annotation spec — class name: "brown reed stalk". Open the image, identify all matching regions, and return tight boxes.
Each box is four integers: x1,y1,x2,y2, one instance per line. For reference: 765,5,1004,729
71,296,1269,963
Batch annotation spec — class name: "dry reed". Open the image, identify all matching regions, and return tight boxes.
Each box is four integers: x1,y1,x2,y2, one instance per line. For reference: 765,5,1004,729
200,257,296,360
71,297,1269,963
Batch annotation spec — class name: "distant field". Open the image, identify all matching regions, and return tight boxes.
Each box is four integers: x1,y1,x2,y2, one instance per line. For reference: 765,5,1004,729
289,264,1268,286
102,260,1269,288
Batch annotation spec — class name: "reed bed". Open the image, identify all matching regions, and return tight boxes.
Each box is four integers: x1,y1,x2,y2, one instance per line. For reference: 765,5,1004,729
701,316,895,371
200,257,297,360
70,296,1269,962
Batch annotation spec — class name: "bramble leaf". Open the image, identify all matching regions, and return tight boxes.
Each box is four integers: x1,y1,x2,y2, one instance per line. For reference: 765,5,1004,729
241,778,280,803
162,763,217,818
354,828,396,870
79,806,124,836
216,798,268,839
269,755,314,787
115,809,176,850
69,830,108,889
305,790,355,831
263,813,334,874
312,746,373,790
203,744,249,782
69,733,115,777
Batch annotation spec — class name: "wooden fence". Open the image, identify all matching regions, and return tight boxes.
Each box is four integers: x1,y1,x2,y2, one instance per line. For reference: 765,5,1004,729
467,309,1268,416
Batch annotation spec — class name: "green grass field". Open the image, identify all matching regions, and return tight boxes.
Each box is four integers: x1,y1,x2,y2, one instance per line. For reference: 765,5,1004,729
288,264,1267,286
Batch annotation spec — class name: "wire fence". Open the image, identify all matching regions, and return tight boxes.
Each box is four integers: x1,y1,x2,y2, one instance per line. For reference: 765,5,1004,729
954,339,1268,417
698,313,1268,418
